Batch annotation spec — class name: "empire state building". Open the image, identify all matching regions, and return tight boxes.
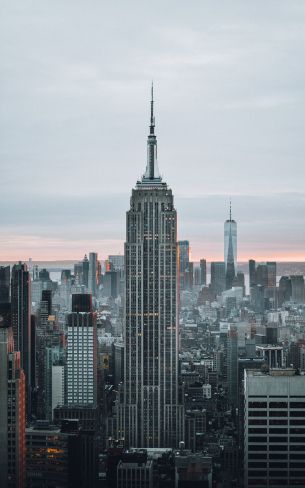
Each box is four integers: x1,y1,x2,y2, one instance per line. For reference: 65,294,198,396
118,87,184,448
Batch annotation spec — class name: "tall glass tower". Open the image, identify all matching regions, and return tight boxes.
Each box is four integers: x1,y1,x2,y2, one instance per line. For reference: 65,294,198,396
119,86,184,448
224,202,237,290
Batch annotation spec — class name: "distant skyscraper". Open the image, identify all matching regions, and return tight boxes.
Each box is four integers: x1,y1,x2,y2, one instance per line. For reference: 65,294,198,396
178,240,190,291
227,326,238,408
224,202,237,290
278,276,292,305
82,254,89,288
210,262,226,296
88,252,98,297
290,275,305,304
119,86,184,448
266,261,277,288
0,265,10,303
248,259,256,288
11,262,31,413
66,294,97,406
200,259,207,286
0,324,26,488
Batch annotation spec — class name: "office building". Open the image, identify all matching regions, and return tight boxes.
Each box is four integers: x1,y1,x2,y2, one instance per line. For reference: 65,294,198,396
119,87,184,448
67,294,97,406
0,265,10,303
210,262,225,296
0,325,26,488
267,261,277,288
249,260,256,288
224,203,237,290
88,252,98,297
200,259,207,286
117,452,153,488
11,262,31,413
178,240,190,291
26,421,81,488
291,275,305,304
227,326,238,408
244,369,305,488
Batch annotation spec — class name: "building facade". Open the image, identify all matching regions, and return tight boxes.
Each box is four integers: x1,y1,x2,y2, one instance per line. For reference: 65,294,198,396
244,369,305,487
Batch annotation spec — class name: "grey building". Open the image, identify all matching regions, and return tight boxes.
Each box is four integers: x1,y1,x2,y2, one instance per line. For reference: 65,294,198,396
244,369,305,488
118,87,184,448
210,262,225,296
224,203,237,290
88,252,98,297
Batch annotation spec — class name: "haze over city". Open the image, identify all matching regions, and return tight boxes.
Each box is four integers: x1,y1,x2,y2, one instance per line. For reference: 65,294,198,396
1,0,305,261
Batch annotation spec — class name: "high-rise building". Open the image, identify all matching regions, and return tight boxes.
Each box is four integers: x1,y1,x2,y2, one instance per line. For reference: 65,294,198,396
290,275,305,304
0,265,10,303
266,261,277,288
11,262,31,413
200,259,207,286
224,202,237,290
0,324,26,488
244,369,305,488
278,276,292,305
210,262,225,296
178,240,190,291
119,86,184,448
67,294,97,406
82,254,89,288
88,252,98,297
227,326,238,408
249,260,256,288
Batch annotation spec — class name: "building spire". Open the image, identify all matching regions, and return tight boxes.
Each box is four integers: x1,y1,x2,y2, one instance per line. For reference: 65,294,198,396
150,81,155,135
229,199,232,221
141,82,161,183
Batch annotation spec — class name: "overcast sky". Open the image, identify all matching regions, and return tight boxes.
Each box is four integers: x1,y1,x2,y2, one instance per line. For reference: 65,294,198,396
1,0,305,261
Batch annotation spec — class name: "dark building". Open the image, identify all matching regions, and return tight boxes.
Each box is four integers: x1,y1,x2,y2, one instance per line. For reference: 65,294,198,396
42,289,52,315
54,407,99,487
0,325,26,488
266,261,276,288
26,421,81,488
0,265,10,303
255,264,268,287
210,262,225,296
278,276,292,305
248,259,256,288
291,275,305,304
200,259,207,286
72,293,92,313
11,262,31,414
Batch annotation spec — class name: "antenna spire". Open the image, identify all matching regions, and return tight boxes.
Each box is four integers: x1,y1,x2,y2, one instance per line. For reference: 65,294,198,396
229,199,232,221
150,81,155,135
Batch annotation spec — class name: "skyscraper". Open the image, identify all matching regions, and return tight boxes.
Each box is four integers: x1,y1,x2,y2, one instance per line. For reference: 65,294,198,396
0,265,10,303
88,252,98,297
178,240,190,291
210,262,226,296
200,258,207,286
224,202,237,290
119,86,184,448
0,324,26,488
11,262,31,414
66,294,97,406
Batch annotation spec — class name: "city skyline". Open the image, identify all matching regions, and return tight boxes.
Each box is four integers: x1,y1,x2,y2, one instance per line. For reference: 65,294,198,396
1,1,305,262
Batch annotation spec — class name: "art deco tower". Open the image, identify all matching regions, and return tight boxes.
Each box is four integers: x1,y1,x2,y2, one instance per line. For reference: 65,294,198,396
224,202,237,290
119,86,184,448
